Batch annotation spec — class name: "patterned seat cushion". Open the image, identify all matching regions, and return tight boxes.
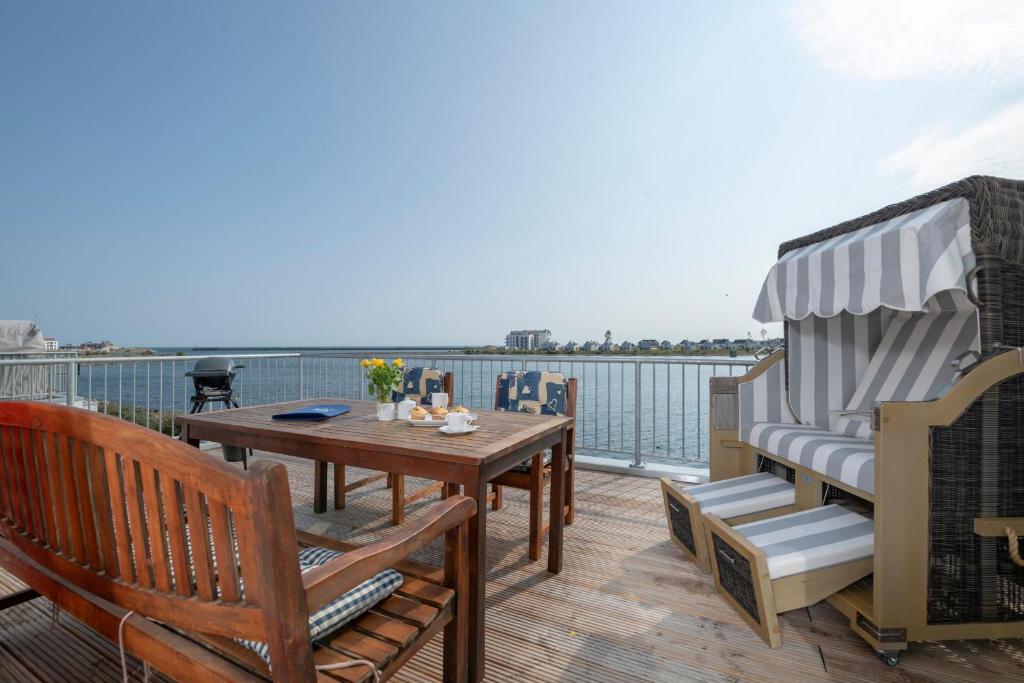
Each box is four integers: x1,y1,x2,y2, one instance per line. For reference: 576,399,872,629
747,423,875,495
392,367,444,405
687,472,794,519
732,504,874,579
237,547,403,664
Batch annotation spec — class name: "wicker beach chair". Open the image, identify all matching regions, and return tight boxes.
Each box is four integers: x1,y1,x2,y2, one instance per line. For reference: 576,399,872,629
708,176,1024,663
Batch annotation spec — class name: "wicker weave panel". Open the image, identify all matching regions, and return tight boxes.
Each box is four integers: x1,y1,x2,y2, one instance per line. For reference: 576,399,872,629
778,176,1024,267
928,374,1024,624
712,533,760,622
666,497,696,555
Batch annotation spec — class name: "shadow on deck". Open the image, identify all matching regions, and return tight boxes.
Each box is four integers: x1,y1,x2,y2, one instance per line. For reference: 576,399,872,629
0,452,1021,682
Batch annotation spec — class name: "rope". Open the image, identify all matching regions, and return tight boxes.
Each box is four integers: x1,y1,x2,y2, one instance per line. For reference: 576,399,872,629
117,610,151,683
316,659,381,682
1007,527,1024,568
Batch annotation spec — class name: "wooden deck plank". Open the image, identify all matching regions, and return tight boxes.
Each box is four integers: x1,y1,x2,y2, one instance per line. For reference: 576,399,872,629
0,451,1021,682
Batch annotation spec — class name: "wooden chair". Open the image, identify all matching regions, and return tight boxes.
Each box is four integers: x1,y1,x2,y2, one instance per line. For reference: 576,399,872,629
0,401,474,683
489,373,576,561
333,371,455,525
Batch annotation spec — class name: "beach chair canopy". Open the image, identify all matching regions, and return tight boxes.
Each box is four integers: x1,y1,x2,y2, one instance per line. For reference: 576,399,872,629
752,198,975,323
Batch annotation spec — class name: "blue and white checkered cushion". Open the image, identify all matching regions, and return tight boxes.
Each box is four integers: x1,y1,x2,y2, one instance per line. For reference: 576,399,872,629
236,546,403,664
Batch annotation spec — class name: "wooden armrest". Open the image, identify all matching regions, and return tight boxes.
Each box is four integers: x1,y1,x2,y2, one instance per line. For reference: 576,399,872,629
302,495,476,611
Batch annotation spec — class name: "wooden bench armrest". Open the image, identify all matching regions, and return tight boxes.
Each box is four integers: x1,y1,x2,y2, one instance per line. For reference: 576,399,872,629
302,495,476,612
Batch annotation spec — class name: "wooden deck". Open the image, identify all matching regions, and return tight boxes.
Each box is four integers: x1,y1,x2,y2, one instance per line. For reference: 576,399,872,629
0,452,1021,682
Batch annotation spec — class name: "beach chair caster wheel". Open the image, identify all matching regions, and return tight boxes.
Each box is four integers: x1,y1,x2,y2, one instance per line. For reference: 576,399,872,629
879,651,901,667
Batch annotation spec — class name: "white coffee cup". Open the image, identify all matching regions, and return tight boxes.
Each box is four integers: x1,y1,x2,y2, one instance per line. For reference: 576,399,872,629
448,412,475,432
430,392,449,409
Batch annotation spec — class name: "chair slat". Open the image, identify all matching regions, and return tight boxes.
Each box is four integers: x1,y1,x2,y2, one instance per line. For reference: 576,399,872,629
231,510,262,606
30,429,60,551
326,628,399,666
184,488,216,600
46,432,72,557
2,426,27,534
161,480,193,597
86,446,119,576
350,611,419,647
207,500,239,602
0,426,16,526
57,436,85,562
72,440,102,568
104,451,136,583
121,457,153,588
139,463,172,593
11,426,35,535
18,428,45,542
373,595,439,628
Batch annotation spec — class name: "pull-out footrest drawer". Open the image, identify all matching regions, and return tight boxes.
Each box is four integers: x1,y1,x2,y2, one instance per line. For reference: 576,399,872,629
660,472,795,573
706,504,874,648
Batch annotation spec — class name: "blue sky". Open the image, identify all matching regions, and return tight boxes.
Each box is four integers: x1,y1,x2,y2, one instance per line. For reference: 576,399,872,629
3,1,1023,347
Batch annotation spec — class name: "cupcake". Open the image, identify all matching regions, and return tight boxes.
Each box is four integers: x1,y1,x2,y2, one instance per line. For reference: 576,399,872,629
410,406,428,420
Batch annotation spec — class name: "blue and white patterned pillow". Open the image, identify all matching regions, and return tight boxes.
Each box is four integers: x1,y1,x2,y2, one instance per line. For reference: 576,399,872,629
237,546,403,665
497,371,568,416
392,367,444,404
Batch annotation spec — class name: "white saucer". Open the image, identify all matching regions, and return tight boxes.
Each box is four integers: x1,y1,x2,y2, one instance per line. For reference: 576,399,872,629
439,425,479,436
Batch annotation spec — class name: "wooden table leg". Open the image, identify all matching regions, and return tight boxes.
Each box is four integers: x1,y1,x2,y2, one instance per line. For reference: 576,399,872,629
182,424,199,449
313,461,328,514
465,471,487,683
548,427,566,574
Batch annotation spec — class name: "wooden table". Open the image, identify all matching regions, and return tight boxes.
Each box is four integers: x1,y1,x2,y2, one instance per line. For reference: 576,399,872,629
178,399,574,683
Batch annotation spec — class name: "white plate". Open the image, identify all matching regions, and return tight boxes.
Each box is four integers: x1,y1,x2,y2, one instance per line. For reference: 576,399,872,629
439,425,479,436
406,417,448,426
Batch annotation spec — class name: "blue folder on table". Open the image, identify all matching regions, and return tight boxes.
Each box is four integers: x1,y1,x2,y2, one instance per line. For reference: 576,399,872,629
272,404,350,421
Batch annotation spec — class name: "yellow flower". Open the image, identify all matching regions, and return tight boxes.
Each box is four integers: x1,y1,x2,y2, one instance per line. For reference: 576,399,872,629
393,358,404,368
372,358,385,367
360,359,370,368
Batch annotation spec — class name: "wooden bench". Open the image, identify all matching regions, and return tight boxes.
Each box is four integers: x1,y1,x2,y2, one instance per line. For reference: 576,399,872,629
0,401,474,682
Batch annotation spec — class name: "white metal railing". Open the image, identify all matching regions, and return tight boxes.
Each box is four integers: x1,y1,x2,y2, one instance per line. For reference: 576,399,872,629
0,351,755,470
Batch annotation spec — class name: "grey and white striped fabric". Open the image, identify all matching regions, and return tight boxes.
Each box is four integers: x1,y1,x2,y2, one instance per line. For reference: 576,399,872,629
746,423,876,494
732,504,874,579
753,198,975,323
834,308,980,439
787,310,890,430
688,472,794,519
738,359,797,442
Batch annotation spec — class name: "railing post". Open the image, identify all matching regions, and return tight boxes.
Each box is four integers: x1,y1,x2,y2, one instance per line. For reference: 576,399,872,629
631,360,644,469
65,360,77,407
297,356,305,400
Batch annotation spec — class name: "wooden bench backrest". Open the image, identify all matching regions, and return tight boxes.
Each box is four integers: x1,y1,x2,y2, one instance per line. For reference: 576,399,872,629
0,401,307,648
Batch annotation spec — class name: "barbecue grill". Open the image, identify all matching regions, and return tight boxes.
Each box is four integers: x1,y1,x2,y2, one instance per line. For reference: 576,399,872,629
186,357,251,468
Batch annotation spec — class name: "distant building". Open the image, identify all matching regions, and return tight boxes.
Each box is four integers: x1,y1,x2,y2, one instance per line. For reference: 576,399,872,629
638,339,659,351
582,340,600,352
659,340,673,351
698,339,712,351
540,340,559,351
712,338,730,349
619,340,635,351
505,329,552,351
43,337,59,351
563,340,578,352
599,340,617,352
679,340,696,351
